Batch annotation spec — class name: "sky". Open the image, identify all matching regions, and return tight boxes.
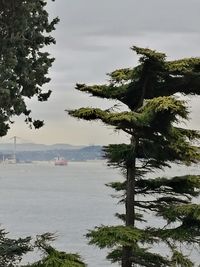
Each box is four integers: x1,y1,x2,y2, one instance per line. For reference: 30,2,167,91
1,0,200,145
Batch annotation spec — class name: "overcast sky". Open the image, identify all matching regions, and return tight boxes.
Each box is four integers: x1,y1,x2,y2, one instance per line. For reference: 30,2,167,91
2,0,200,145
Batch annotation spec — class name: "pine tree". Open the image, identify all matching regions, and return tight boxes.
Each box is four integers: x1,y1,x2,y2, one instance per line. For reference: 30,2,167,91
24,233,86,267
0,0,59,135
0,228,31,266
0,231,87,267
69,47,200,266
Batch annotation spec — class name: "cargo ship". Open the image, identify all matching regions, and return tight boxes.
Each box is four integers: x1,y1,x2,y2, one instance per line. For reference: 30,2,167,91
54,157,68,166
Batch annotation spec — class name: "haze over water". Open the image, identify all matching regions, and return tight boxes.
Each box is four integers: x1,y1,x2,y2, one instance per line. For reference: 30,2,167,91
0,161,199,266
0,161,121,266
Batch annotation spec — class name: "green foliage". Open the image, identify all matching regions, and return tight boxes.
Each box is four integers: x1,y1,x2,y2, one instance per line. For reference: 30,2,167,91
132,46,166,62
86,225,155,248
0,230,86,267
129,247,170,267
69,46,200,266
158,203,200,226
108,68,133,84
136,175,200,197
69,96,189,137
26,249,86,267
75,46,200,111
171,250,194,267
106,247,170,266
24,233,86,267
0,228,31,267
104,144,136,168
0,0,59,135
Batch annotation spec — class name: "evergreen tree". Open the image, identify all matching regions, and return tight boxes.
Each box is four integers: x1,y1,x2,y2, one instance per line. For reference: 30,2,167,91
0,231,87,267
0,228,31,266
0,0,59,135
24,233,86,267
69,47,200,266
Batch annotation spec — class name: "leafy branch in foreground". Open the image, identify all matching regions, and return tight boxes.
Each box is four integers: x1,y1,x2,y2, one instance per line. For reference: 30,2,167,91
0,230,87,267
25,233,86,267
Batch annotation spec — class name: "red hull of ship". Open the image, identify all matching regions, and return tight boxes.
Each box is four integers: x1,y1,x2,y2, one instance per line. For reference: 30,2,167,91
54,159,68,166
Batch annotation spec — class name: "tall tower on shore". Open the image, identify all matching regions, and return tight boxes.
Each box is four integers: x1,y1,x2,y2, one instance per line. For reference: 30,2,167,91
10,136,17,163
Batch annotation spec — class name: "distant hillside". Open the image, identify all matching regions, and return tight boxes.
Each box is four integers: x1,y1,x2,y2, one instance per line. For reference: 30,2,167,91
0,144,103,161
0,143,85,152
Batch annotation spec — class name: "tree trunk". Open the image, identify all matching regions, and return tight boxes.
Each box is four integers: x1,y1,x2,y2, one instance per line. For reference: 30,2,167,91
126,165,135,226
122,246,133,267
122,138,137,267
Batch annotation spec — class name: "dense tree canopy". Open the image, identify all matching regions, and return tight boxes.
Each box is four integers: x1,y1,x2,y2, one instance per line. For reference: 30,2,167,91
69,47,200,267
0,0,59,135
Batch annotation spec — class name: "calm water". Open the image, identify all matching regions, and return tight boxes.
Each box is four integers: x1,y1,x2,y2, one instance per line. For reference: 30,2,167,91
0,161,199,266
0,161,122,266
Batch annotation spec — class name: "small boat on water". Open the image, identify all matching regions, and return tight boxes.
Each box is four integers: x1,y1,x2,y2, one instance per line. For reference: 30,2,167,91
54,157,68,166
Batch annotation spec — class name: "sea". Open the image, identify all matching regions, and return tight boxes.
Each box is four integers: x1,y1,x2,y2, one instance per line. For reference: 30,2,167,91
0,160,199,266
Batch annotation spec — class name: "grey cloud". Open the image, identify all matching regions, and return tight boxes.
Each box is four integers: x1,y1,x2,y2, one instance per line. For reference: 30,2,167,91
12,0,199,145
48,0,200,38
49,32,200,88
